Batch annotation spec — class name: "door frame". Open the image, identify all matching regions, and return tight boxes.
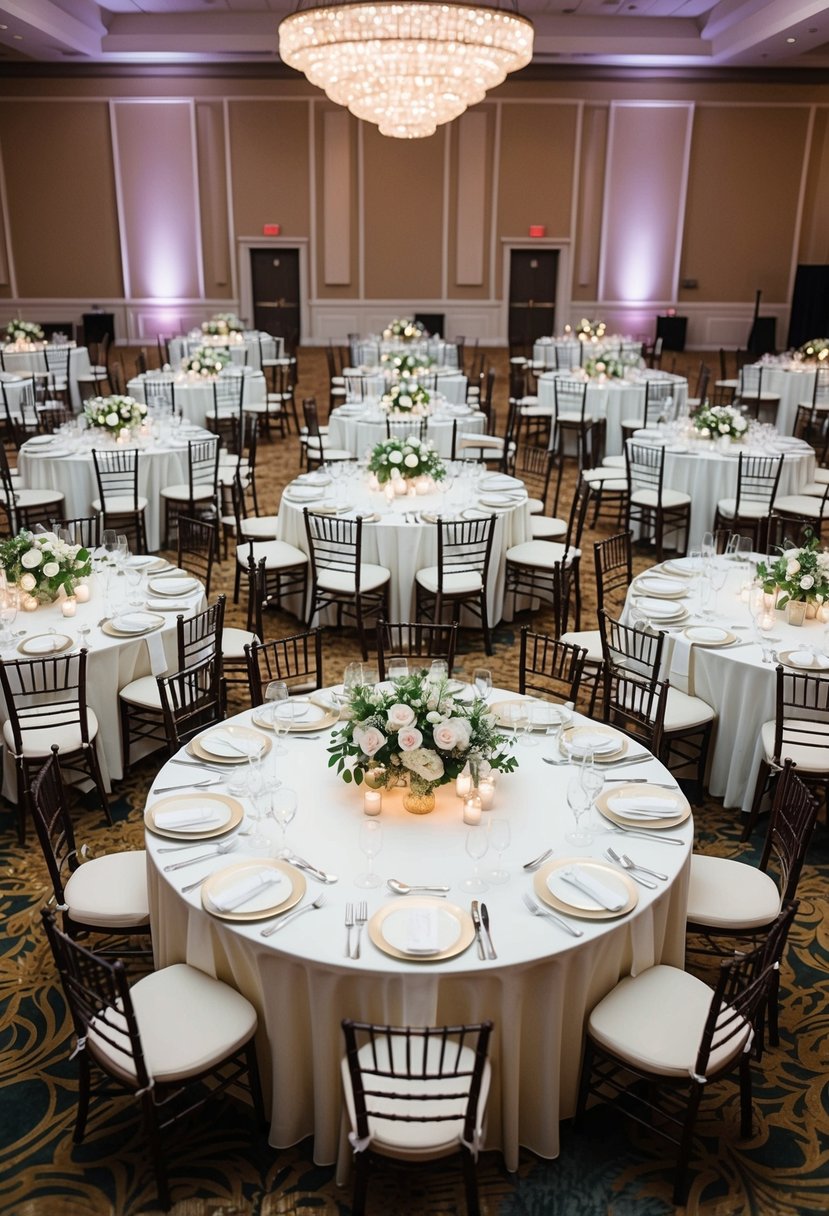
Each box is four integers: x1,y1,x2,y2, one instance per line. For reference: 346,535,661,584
501,240,571,344
237,237,310,343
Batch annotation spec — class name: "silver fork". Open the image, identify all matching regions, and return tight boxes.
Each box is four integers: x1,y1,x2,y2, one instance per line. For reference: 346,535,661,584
344,901,354,958
352,900,368,959
522,892,583,938
604,847,657,888
261,892,327,937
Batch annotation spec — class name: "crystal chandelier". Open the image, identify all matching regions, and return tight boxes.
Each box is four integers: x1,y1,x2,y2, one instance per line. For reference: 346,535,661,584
278,1,534,140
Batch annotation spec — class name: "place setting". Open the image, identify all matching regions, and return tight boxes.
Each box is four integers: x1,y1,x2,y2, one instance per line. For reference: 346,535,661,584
531,856,639,920
101,610,165,638
187,725,272,765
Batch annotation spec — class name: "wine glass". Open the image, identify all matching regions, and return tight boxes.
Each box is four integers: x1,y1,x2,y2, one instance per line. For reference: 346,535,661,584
486,817,510,884
701,530,716,565
708,561,728,618
270,786,298,858
546,702,574,754
565,764,593,847
473,667,492,700
580,758,605,832
387,657,409,681
124,564,143,606
461,824,488,893
0,586,18,648
355,819,383,888
515,701,540,747
428,659,448,683
697,573,713,619
265,680,290,753
116,533,129,570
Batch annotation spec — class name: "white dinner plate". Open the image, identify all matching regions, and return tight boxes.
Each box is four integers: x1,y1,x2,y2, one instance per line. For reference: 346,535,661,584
633,575,688,599
631,597,687,620
148,576,200,597
25,435,53,447
109,612,162,634
125,554,157,569
368,898,475,961
479,493,516,507
284,485,323,502
144,792,243,840
19,632,73,656
777,648,829,671
596,783,691,831
199,729,267,760
534,858,638,920
201,859,304,922
480,474,524,492
683,625,736,646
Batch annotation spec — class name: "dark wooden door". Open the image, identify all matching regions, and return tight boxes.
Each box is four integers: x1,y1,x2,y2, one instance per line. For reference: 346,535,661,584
251,248,300,345
508,250,558,346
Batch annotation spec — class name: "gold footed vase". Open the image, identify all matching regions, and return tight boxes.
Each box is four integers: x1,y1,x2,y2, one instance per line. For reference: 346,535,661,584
403,787,436,815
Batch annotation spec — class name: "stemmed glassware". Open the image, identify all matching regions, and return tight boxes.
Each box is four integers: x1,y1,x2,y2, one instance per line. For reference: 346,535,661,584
270,786,298,858
461,825,488,893
0,585,19,649
387,657,409,681
486,817,510,884
473,667,492,700
428,659,448,683
565,757,594,847
708,561,728,619
355,819,383,888
265,680,290,753
580,756,605,834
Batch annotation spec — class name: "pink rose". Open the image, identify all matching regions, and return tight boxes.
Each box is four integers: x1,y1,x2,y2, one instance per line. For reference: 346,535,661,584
397,726,423,752
387,702,416,730
432,718,471,751
353,725,386,757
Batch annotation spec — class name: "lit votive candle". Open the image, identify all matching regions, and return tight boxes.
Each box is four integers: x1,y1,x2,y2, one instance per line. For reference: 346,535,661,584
61,597,77,618
74,583,90,603
478,778,495,810
363,789,382,816
22,594,38,612
456,770,472,798
462,795,482,825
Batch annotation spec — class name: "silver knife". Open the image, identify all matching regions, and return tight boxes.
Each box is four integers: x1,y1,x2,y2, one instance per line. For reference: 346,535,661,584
480,903,497,959
284,853,339,884
470,900,486,960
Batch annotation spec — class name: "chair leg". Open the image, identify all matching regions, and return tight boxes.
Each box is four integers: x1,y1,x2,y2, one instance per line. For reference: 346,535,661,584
479,592,493,656
73,1052,91,1143
461,1146,481,1216
742,758,771,841
84,740,113,826
739,1050,754,1138
767,967,780,1048
574,1038,594,1124
672,1081,703,1206
352,1150,371,1216
142,1093,172,1212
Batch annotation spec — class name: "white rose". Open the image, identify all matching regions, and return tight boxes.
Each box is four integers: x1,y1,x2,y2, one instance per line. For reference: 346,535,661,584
404,453,418,468
425,710,441,724
389,450,403,464
786,560,801,576
397,726,423,752
399,395,412,409
386,703,415,729
191,360,201,372
352,725,386,757
19,572,36,591
432,719,462,750
401,747,445,783
106,412,119,427
800,575,814,590
21,549,42,569
42,562,59,578
718,423,730,434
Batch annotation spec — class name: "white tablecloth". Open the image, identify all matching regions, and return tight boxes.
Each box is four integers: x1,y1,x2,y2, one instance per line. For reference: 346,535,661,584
2,345,91,409
17,426,213,552
276,477,532,622
145,699,691,1170
629,431,815,549
747,363,820,435
328,405,484,458
343,368,468,407
127,370,266,428
169,332,282,371
532,337,643,370
0,573,205,792
537,372,688,456
351,338,458,368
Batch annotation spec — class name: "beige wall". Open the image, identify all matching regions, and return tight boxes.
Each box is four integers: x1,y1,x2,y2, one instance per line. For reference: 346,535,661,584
0,72,827,344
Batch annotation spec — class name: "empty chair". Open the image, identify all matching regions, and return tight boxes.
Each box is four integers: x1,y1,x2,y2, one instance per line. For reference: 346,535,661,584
244,628,323,703
376,620,458,680
91,447,148,554
510,442,565,536
159,436,220,547
157,653,225,753
736,364,780,422
41,906,265,1212
31,746,149,949
0,441,64,533
50,515,100,550
143,375,177,413
712,452,783,550
625,440,691,561
43,343,71,404
620,377,677,445
227,474,307,614
518,628,587,705
560,530,633,709
386,416,427,441
793,365,829,443
305,511,390,659
415,515,496,655
550,377,594,515
504,478,590,629
302,398,352,471
576,903,797,1205
340,1019,492,1216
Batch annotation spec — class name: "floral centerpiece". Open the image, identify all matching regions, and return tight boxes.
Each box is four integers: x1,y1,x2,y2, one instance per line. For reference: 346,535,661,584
756,531,829,612
0,530,92,604
328,672,517,812
796,338,829,363
692,403,748,440
182,345,231,377
583,355,627,380
83,394,147,438
368,435,444,485
380,377,432,416
202,312,244,337
381,352,433,375
5,319,44,344
575,317,606,341
383,317,425,341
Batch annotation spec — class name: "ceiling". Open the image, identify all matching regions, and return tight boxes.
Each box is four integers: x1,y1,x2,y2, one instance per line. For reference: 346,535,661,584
0,0,827,72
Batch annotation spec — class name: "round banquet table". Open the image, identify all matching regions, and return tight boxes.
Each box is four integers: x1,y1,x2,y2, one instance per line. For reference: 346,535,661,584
350,337,459,368
623,555,829,818
17,424,214,552
536,371,688,457
1,343,91,410
168,332,283,371
0,565,206,794
144,696,691,1172
532,337,643,371
127,369,266,428
328,403,484,458
629,429,815,550
275,472,533,622
343,367,468,406
745,361,820,436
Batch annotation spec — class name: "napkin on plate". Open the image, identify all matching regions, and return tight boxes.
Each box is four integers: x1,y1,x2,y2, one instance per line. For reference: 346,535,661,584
789,650,829,668
24,634,68,655
607,796,681,816
112,612,158,633
146,599,191,612
205,731,263,758
403,908,441,954
210,869,283,913
560,866,626,911
153,806,224,830
568,732,617,755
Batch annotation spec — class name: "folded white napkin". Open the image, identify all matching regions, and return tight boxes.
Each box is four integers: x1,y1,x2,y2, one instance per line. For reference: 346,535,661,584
634,597,682,619
150,577,198,595
789,650,829,668
669,634,693,684
404,908,441,954
210,869,283,913
146,599,191,612
204,731,262,758
145,630,168,677
113,612,158,632
569,732,617,755
24,634,67,655
560,866,626,911
608,797,680,817
153,806,223,829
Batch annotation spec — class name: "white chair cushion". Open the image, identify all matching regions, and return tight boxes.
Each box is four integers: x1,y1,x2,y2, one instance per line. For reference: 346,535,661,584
91,496,148,514
587,964,750,1078
318,564,390,594
773,495,829,519
798,483,829,498
89,962,258,1086
235,539,307,570
119,675,161,710
239,515,279,540
687,853,780,930
559,628,602,663
14,487,65,508
222,626,260,660
526,496,544,515
812,468,829,485
602,455,626,469
664,686,716,730
530,516,567,540
64,851,150,928
582,466,625,483
716,497,770,520
505,540,578,570
760,717,829,772
159,484,215,502
557,411,593,424
415,567,482,595
630,487,691,509
3,708,99,758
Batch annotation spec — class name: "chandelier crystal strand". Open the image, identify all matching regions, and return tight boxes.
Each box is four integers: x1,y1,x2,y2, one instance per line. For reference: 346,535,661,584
279,1,534,139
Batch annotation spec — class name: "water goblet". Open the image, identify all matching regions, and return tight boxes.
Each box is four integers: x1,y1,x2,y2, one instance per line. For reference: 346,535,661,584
460,824,488,893
697,573,713,619
515,701,540,747
125,565,144,606
486,817,511,884
701,531,715,564
0,586,19,649
116,534,129,569
580,757,605,831
708,562,728,618
546,701,574,754
270,786,298,858
265,680,290,753
565,763,593,847
473,667,492,701
355,819,383,888
77,622,92,652
428,659,448,683
387,657,409,681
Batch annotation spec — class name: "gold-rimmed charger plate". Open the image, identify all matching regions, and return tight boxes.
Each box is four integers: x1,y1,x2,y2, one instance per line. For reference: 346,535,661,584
368,898,475,962
490,698,562,730
533,858,638,920
308,504,354,516
661,559,704,578
776,649,829,673
18,632,74,656
147,576,200,597
144,792,243,840
560,725,628,764
632,575,689,600
251,699,340,733
682,625,737,648
629,598,689,623
189,725,272,765
102,612,165,638
202,859,305,922
595,782,691,831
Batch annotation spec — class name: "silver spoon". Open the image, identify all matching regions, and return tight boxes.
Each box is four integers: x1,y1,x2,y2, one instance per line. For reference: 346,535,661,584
386,879,450,895
152,778,223,794
604,847,657,888
163,838,238,871
522,847,553,871
621,852,668,881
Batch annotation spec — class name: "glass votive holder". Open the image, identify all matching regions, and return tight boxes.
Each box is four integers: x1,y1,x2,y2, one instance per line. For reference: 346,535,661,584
363,789,382,816
462,794,482,825
478,777,495,810
61,597,77,618
74,582,90,603
456,768,472,799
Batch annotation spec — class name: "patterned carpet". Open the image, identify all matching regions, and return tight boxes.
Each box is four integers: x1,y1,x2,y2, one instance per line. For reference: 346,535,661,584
0,348,827,1216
